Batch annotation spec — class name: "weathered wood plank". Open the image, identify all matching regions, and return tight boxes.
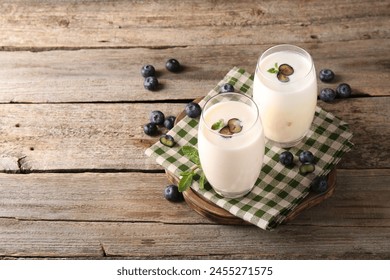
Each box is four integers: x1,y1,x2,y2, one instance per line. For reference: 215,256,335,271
0,172,207,224
290,169,390,227
0,40,389,103
0,0,389,48
0,102,183,172
319,97,390,169
0,219,388,259
0,170,388,227
0,97,388,172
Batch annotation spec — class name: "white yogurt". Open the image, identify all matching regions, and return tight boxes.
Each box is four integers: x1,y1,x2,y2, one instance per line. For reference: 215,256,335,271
198,94,264,198
253,45,317,147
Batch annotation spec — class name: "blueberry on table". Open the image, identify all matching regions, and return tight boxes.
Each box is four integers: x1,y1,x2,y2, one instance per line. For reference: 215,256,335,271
319,69,335,83
144,76,159,91
159,134,176,147
279,151,294,167
221,83,235,93
141,64,156,78
164,185,184,202
336,83,352,98
165,58,181,73
185,102,202,118
149,110,165,125
319,88,336,102
310,176,328,193
299,151,315,164
164,115,176,129
143,122,158,136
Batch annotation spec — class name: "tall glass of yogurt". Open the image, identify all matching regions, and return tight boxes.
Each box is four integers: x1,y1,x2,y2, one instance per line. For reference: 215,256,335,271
198,92,265,198
253,44,317,148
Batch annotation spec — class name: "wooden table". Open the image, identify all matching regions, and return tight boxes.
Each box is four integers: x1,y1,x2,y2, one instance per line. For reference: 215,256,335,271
0,0,389,260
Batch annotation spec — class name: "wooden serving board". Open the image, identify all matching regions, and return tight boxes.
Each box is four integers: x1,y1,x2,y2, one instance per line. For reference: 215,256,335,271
166,169,336,225
166,97,337,225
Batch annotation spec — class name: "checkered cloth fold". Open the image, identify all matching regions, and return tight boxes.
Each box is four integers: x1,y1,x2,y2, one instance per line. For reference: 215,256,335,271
145,67,354,230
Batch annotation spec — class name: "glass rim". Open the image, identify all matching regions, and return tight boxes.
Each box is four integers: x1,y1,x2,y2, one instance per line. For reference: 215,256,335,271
256,44,315,85
200,92,261,138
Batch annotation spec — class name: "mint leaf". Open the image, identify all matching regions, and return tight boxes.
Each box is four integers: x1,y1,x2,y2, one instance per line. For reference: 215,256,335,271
211,119,225,130
267,63,279,74
267,68,278,74
199,172,206,190
178,171,194,192
180,145,200,165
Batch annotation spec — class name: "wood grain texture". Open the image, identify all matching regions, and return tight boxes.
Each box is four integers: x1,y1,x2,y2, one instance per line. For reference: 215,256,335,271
0,103,182,172
0,0,389,49
0,170,388,227
0,40,389,103
0,97,388,172
0,0,389,260
0,219,388,259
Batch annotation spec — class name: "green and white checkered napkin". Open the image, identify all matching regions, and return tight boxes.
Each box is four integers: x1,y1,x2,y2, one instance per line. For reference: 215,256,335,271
145,67,354,230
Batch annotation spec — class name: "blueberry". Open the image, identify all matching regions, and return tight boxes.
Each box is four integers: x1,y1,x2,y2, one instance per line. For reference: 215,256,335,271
319,88,336,102
299,163,315,175
143,122,158,136
299,151,315,164
144,76,159,91
336,83,352,98
319,69,335,83
164,185,184,202
141,64,156,78
310,176,328,193
149,110,165,125
164,115,176,129
185,102,202,118
221,83,235,93
279,151,294,167
279,64,294,76
165,58,181,73
160,134,175,147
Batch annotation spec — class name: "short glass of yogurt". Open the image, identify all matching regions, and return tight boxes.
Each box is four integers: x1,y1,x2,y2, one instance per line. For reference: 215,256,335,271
198,92,265,198
253,44,317,148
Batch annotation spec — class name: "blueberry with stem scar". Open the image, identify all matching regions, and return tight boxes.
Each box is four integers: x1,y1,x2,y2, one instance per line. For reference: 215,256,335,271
279,151,294,167
166,58,181,73
319,69,335,83
185,102,202,118
143,122,158,136
310,176,328,193
336,83,352,98
149,110,165,125
144,76,159,91
221,83,235,93
164,185,184,202
319,88,337,102
141,65,156,78
299,151,315,164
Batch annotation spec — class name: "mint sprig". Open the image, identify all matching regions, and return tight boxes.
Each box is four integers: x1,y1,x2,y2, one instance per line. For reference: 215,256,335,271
211,119,225,130
178,145,207,192
267,62,279,74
